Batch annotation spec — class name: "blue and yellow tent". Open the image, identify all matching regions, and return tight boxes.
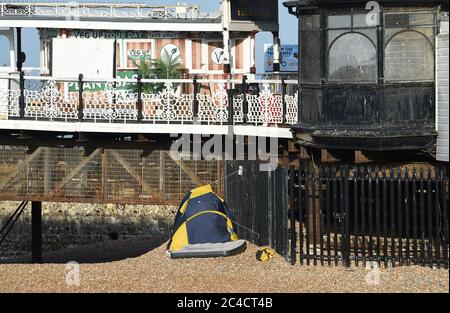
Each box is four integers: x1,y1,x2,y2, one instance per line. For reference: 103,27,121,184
167,185,246,259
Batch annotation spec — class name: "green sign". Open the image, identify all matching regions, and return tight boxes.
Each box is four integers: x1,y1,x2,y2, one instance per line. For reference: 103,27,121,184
68,71,139,92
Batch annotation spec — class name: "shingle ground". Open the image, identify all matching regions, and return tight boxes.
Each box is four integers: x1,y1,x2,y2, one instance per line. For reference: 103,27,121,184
0,237,448,293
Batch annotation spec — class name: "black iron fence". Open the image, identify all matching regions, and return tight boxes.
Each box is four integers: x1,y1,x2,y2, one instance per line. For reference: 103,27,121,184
289,165,449,268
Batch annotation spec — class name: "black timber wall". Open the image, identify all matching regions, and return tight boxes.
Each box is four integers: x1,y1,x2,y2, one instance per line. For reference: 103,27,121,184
224,161,289,259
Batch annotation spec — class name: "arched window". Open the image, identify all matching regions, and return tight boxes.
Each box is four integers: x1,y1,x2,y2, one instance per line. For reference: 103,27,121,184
385,30,434,81
0,35,11,68
328,32,377,82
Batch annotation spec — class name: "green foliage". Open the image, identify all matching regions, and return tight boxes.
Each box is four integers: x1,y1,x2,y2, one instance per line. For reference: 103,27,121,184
134,48,182,94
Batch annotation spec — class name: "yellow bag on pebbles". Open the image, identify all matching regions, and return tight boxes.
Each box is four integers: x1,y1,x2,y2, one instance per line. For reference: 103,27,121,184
256,247,275,262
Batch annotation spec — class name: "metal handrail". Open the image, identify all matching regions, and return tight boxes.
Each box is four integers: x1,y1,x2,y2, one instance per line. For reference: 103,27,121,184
0,73,299,85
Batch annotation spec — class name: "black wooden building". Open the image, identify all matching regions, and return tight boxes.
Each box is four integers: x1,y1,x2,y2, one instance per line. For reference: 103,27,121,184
284,0,449,153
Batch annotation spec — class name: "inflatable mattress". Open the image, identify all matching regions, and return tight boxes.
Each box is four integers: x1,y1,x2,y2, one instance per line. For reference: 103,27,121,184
170,239,247,259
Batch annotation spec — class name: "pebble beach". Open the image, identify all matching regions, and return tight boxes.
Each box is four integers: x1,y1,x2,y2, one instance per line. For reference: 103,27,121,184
0,238,448,293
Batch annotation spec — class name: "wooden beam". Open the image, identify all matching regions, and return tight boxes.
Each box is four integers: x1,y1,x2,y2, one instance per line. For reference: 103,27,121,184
299,146,312,160
288,141,299,154
49,149,100,196
321,149,340,163
43,148,51,193
0,146,44,192
109,150,161,199
159,151,166,193
355,150,372,164
165,151,205,187
101,148,107,201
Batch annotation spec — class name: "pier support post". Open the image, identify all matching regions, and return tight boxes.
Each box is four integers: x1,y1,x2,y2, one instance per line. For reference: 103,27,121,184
31,201,42,263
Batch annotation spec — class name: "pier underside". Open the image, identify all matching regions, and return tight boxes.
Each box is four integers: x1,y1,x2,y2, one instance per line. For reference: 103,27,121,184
0,144,224,205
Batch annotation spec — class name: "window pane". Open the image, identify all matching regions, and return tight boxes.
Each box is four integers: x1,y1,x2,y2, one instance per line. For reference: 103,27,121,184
385,27,434,45
328,15,351,28
328,33,377,82
385,31,434,81
328,30,346,46
358,28,378,43
301,30,321,82
301,88,323,125
385,13,434,28
353,14,373,28
301,15,321,29
0,35,10,67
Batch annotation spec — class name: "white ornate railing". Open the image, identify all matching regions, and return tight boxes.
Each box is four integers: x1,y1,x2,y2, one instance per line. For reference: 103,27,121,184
24,80,78,120
0,75,299,127
0,2,221,20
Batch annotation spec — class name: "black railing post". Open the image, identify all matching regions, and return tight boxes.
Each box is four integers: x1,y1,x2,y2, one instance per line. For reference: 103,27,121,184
325,166,332,266
398,167,404,267
289,167,296,265
419,168,425,266
389,168,396,267
319,167,325,266
343,166,351,267
281,76,287,124
305,170,310,266
435,167,441,269
332,166,339,266
312,171,317,265
375,168,381,266
193,75,199,120
242,75,248,124
137,74,142,122
427,168,433,268
360,167,366,267
354,167,360,267
299,167,304,265
442,167,448,270
19,71,25,118
405,168,411,266
412,168,418,265
382,168,389,267
368,167,374,263
227,87,234,127
16,27,25,72
78,73,84,121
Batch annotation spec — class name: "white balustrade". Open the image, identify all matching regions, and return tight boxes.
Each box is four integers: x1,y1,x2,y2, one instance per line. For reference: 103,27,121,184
0,75,299,127
0,2,220,20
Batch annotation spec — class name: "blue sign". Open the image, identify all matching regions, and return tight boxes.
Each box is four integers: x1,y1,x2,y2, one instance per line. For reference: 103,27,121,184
264,44,298,72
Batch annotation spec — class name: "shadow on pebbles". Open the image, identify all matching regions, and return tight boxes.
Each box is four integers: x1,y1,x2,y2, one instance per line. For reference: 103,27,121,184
0,237,448,293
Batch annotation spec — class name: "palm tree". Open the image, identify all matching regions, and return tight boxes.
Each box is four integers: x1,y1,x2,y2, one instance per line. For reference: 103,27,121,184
134,48,182,94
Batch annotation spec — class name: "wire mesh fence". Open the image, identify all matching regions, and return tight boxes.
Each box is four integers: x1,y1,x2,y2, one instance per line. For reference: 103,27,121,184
0,145,223,205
